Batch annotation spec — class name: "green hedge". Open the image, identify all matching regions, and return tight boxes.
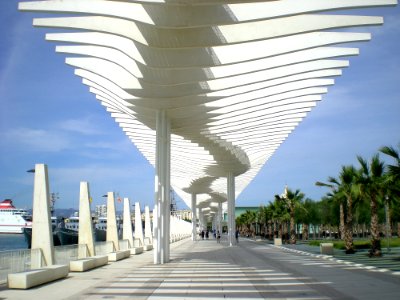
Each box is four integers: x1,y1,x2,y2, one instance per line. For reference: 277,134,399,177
308,238,400,249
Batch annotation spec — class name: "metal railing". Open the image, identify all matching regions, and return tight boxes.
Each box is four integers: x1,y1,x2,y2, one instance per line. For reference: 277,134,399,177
0,249,35,284
54,244,79,265
0,234,191,285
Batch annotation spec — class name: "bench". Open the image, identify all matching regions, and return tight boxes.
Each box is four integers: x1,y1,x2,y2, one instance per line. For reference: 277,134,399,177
320,243,334,255
130,247,143,255
143,237,153,251
8,264,69,289
107,250,131,262
69,255,108,272
120,239,143,255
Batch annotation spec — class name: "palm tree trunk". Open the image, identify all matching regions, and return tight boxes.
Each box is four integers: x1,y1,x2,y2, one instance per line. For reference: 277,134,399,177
344,196,355,254
290,213,296,244
278,222,282,239
397,222,400,238
303,224,309,240
370,195,381,256
339,202,345,240
385,201,392,238
268,221,273,239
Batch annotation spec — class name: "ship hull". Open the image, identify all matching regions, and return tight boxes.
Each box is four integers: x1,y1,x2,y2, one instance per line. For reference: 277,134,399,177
0,225,29,234
95,228,106,242
23,227,61,248
57,228,78,245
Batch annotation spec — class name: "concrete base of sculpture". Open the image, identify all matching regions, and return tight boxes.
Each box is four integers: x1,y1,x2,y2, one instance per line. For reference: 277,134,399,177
7,265,69,289
130,247,143,255
108,250,131,262
69,255,108,272
143,244,153,251
320,243,334,255
274,238,282,246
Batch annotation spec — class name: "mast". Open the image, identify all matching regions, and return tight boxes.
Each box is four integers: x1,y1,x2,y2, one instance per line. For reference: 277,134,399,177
50,192,59,216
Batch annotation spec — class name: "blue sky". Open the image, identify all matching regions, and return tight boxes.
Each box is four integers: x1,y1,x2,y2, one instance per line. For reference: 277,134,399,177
0,1,399,211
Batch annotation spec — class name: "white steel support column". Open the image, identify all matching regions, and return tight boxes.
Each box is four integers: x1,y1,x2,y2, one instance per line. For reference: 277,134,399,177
218,202,222,235
144,205,153,244
198,210,203,232
191,193,197,241
154,110,171,264
227,172,236,246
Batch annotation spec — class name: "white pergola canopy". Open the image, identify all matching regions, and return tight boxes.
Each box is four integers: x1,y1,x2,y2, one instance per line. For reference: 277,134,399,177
19,0,396,219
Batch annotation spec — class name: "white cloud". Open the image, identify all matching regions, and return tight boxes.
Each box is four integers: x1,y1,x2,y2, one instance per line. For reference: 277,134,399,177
2,127,71,152
49,163,154,207
58,117,104,135
84,141,125,150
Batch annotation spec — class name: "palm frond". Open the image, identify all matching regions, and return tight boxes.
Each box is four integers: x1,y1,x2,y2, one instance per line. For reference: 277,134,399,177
380,145,399,161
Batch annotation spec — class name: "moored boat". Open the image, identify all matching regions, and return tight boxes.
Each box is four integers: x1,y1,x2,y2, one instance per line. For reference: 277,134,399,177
23,216,62,248
94,215,123,242
95,216,107,242
0,199,32,234
57,215,79,245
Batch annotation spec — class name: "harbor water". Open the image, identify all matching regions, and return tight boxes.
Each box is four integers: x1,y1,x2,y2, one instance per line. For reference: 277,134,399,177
0,234,28,251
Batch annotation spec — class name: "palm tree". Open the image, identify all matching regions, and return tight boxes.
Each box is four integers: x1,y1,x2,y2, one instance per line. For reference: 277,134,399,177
238,210,257,236
275,187,305,244
310,200,322,239
380,144,400,182
269,199,287,239
335,165,359,254
296,198,316,240
236,215,245,232
357,154,386,257
316,178,345,240
380,143,400,237
318,196,337,239
263,205,274,239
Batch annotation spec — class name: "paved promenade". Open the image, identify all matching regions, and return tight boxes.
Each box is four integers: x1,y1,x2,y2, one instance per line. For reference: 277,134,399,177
1,238,399,299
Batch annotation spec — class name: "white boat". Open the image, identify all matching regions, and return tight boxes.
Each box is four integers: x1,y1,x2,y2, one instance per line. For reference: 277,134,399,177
0,199,32,234
94,215,123,242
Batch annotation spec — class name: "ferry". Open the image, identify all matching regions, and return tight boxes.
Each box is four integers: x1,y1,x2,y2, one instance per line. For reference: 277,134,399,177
0,199,32,234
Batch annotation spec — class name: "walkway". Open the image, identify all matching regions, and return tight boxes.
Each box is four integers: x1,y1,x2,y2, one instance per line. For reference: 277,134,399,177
1,238,399,299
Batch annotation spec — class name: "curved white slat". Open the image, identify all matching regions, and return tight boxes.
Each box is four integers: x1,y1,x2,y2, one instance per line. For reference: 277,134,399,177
18,0,397,208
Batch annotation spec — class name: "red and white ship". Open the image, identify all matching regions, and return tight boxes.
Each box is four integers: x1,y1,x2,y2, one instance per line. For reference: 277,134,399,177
0,199,32,234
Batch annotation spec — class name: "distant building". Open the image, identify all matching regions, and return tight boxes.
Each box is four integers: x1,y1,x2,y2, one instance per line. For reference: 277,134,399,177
174,209,193,221
223,206,260,221
95,204,107,217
